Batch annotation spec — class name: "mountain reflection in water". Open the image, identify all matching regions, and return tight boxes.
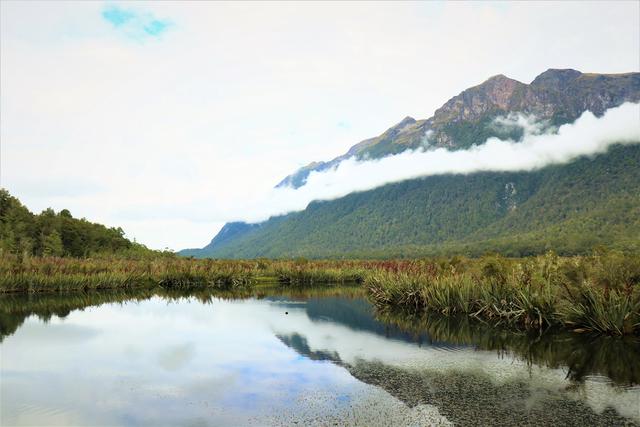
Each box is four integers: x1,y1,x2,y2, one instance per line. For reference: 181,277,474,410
0,287,638,426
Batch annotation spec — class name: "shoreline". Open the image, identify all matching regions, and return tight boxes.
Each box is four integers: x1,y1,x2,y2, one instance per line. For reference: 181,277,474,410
1,252,638,336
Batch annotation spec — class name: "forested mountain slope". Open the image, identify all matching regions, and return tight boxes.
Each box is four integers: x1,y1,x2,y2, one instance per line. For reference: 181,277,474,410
183,144,640,258
181,68,640,258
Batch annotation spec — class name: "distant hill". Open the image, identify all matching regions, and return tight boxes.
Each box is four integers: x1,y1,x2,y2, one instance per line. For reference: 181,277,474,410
181,69,640,259
0,189,156,257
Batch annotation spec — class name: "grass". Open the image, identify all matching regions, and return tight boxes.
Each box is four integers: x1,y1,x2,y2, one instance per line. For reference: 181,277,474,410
0,256,257,293
1,250,638,335
365,251,640,335
0,256,370,293
272,261,367,285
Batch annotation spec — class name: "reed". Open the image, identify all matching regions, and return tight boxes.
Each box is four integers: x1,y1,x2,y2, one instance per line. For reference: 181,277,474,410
0,255,367,293
560,284,639,335
365,251,640,335
1,251,638,335
274,266,366,285
0,256,257,293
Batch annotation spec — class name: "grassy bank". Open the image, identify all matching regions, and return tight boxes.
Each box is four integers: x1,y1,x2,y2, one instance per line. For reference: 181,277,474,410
365,252,640,335
1,251,638,335
0,256,257,292
0,255,372,293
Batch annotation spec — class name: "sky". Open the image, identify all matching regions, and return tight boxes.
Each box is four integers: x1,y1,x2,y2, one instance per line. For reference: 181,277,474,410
1,1,639,250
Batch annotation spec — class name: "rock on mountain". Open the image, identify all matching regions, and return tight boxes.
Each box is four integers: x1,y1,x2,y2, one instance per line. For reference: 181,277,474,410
278,69,639,189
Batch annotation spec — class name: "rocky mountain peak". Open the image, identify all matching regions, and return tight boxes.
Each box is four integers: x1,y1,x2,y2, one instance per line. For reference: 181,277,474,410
432,74,526,124
377,116,417,136
472,74,525,108
398,116,417,126
531,68,582,88
275,68,640,189
483,73,517,84
384,116,417,135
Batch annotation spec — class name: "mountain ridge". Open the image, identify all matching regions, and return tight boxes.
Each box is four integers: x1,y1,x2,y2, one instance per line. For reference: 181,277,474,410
181,69,640,258
276,68,640,189
182,144,640,258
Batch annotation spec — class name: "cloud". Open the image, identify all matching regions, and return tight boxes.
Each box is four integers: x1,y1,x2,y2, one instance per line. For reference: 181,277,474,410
492,113,550,136
230,103,640,223
101,5,171,39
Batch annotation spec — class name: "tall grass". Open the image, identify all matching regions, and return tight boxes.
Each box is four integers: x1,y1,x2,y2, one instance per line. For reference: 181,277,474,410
561,284,640,335
0,255,369,293
1,251,638,335
365,251,640,335
0,256,257,292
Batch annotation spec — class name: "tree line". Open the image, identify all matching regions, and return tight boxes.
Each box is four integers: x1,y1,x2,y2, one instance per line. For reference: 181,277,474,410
0,189,156,258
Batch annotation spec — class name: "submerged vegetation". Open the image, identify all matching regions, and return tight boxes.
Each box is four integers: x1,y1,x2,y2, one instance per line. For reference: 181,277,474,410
0,250,638,335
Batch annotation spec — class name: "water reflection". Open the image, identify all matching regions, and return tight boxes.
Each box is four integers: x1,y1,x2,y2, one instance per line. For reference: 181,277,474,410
0,288,638,426
375,309,640,386
346,360,638,427
276,333,341,363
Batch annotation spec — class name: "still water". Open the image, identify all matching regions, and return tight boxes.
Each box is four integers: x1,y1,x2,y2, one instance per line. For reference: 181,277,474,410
1,287,639,426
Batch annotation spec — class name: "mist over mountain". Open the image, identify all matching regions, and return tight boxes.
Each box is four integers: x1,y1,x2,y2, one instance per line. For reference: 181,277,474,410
277,69,639,189
181,69,640,258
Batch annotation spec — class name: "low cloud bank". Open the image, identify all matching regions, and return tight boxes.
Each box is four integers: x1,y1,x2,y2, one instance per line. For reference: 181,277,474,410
234,102,640,223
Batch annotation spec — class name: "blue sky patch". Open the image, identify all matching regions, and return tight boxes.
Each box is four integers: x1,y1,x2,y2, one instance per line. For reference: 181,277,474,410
143,19,170,36
101,5,171,40
102,7,135,27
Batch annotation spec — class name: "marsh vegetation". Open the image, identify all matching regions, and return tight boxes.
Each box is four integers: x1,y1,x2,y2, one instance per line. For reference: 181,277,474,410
365,251,640,335
1,249,638,335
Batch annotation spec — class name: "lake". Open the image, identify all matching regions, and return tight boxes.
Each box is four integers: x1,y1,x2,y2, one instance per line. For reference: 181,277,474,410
1,287,638,426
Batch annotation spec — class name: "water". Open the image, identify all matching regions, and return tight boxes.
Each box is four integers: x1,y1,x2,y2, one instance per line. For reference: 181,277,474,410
1,287,638,426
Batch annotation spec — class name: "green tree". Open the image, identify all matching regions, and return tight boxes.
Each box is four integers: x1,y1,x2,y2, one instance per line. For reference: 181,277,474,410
41,230,64,256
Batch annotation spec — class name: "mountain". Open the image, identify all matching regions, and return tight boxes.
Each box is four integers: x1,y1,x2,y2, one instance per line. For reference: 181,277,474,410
183,144,640,258
278,69,640,189
180,222,259,258
182,69,640,259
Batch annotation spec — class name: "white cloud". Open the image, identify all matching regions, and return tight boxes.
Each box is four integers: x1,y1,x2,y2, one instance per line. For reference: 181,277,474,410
492,113,550,136
1,1,638,249
229,103,640,223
